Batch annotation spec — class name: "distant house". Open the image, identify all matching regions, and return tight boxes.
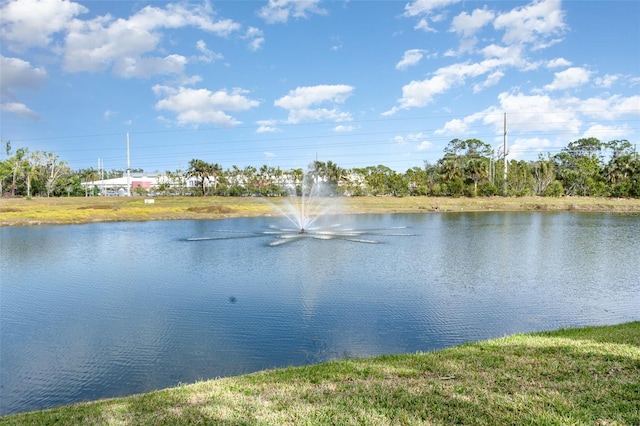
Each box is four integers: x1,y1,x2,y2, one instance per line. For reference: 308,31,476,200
81,172,204,195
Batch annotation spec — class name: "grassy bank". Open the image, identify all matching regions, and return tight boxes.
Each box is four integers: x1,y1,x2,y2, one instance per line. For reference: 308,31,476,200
2,195,640,226
2,322,638,425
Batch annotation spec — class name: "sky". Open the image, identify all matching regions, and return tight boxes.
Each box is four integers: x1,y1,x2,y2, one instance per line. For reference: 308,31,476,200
1,0,639,173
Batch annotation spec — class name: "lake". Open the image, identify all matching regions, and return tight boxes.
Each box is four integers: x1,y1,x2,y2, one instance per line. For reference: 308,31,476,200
1,212,639,415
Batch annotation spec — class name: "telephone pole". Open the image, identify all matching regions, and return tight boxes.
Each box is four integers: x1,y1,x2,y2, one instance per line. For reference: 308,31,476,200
126,133,131,196
503,112,508,196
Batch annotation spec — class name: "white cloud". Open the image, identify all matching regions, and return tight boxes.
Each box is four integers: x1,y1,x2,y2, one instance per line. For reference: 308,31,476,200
543,67,591,91
274,84,354,124
0,102,39,120
404,0,460,32
473,70,504,92
414,18,437,33
256,119,279,133
396,49,428,70
595,74,620,89
493,0,566,48
479,44,523,63
244,27,265,51
450,7,495,37
509,137,553,159
286,107,352,124
433,91,640,154
546,57,571,68
435,118,469,135
63,2,240,77
393,132,431,150
103,109,117,121
0,0,87,49
0,56,47,98
404,0,460,17
113,54,188,78
0,55,47,119
334,124,356,132
416,140,433,151
195,40,223,63
258,0,327,24
153,85,259,127
490,92,583,134
582,124,629,141
385,58,514,114
579,95,640,120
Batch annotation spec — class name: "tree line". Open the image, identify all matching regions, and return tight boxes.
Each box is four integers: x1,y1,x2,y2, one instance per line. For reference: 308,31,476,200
1,137,638,198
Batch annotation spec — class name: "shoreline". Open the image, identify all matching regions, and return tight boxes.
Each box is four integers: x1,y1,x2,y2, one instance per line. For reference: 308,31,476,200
2,321,638,424
2,195,640,227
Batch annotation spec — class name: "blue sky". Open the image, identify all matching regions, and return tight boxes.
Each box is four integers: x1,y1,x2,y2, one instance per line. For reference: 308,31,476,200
1,0,639,173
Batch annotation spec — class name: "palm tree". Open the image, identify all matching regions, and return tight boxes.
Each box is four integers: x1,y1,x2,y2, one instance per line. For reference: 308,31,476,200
187,159,214,196
465,158,488,196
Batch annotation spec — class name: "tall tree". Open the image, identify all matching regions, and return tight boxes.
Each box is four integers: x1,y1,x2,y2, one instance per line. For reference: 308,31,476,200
187,159,214,196
531,154,556,196
43,152,70,197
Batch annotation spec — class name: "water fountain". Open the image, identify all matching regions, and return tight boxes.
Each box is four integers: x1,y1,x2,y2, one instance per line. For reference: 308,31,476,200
188,164,414,246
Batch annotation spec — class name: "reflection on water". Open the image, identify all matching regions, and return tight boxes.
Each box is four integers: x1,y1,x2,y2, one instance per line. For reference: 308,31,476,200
1,212,639,415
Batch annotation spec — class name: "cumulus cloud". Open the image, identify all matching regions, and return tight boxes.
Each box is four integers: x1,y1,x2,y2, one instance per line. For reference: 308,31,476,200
435,90,640,159
153,85,259,127
275,85,353,109
396,49,429,70
256,119,279,133
404,0,460,18
1,102,39,120
393,132,432,151
595,74,620,89
416,140,433,151
0,0,87,49
473,70,504,92
404,0,460,32
450,7,495,37
244,27,265,51
0,56,47,97
334,124,356,132
195,40,223,63
582,124,629,141
493,0,566,48
546,57,571,68
258,0,327,24
543,67,591,91
274,84,354,124
0,55,47,119
389,0,570,116
62,2,240,77
385,57,515,115
509,137,553,159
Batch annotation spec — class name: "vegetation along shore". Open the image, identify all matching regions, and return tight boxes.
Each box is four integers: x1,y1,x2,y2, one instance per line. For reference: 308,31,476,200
1,322,638,425
1,195,640,226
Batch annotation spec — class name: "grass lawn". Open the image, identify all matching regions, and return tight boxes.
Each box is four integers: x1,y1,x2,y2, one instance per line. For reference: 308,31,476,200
2,195,640,226
1,322,638,425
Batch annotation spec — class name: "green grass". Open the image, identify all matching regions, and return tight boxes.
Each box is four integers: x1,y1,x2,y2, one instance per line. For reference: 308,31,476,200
2,195,640,226
2,322,638,425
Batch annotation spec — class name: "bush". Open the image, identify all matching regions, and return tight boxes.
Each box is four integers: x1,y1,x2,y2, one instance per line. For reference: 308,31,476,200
478,182,499,196
544,180,564,197
447,178,464,197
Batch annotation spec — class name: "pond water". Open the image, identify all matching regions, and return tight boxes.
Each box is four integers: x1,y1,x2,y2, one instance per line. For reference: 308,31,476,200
1,212,639,415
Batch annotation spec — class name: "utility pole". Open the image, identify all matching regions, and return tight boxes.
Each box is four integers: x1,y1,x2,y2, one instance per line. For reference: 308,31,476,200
97,158,100,196
503,112,508,196
126,133,131,197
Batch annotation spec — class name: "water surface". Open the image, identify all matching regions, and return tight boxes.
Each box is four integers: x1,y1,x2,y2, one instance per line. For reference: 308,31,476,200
1,212,639,415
